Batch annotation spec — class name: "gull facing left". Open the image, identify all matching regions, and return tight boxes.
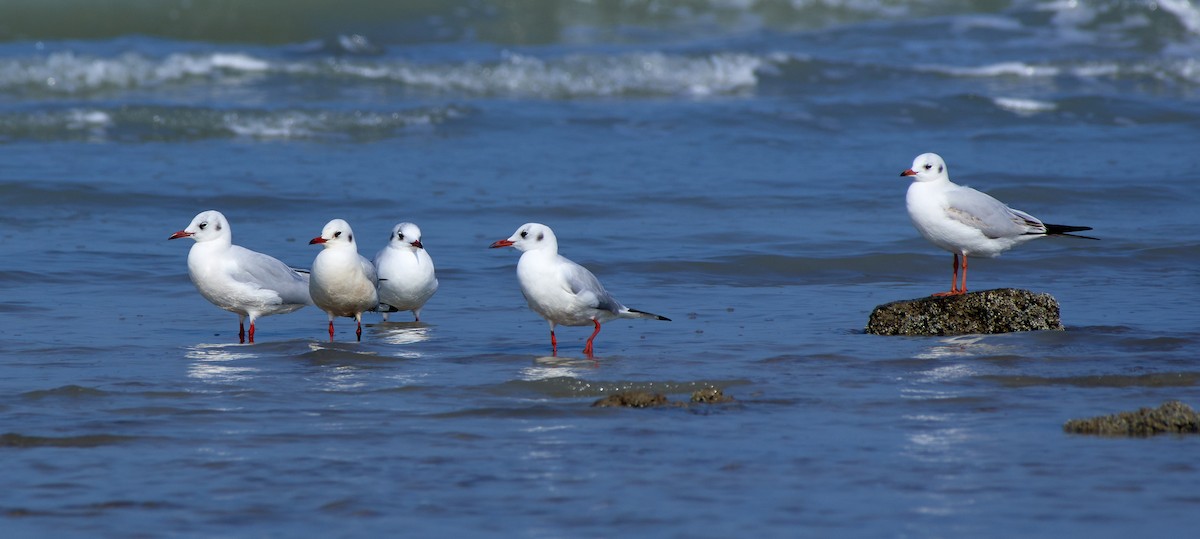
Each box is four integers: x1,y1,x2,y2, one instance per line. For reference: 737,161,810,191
309,219,378,341
902,153,1097,296
169,210,311,343
490,223,669,356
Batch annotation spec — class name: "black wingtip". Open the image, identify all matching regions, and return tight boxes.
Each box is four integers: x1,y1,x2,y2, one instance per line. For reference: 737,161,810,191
1045,223,1099,240
628,308,670,321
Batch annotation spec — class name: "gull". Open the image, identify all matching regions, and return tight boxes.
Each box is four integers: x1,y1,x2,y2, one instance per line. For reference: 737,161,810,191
374,222,438,322
901,152,1097,296
489,223,669,356
169,210,311,343
309,219,378,341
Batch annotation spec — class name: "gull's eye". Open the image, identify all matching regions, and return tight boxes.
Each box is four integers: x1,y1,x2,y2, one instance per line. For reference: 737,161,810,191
923,163,932,170
198,222,207,230
397,233,404,240
520,230,528,238
334,231,342,238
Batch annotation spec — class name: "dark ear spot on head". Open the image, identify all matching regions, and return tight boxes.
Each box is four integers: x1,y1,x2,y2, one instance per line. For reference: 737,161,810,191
537,232,544,241
216,223,222,231
938,165,943,173
348,233,353,243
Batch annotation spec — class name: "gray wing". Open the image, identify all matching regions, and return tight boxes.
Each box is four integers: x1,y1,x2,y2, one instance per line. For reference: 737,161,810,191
944,185,1046,239
359,254,379,286
561,257,623,314
228,245,312,305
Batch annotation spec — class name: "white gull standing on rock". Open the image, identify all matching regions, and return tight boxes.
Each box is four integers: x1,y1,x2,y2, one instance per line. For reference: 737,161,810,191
374,222,438,322
490,223,669,357
901,152,1097,296
309,219,378,341
169,210,311,343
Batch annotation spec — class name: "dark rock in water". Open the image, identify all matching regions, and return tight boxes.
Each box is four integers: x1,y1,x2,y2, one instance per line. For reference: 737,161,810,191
865,288,1064,336
591,388,736,408
690,388,735,404
1063,401,1200,436
592,391,669,408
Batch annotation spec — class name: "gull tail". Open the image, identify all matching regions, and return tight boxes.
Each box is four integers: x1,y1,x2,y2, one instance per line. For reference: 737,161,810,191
623,308,671,322
1044,223,1099,240
374,303,400,313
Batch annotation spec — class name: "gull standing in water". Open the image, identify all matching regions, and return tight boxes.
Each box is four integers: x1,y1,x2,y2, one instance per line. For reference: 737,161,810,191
169,210,311,343
374,222,438,322
309,219,378,341
901,153,1097,296
490,223,669,356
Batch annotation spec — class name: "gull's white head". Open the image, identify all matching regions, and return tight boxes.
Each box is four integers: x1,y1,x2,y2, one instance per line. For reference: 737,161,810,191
169,210,231,243
387,222,424,250
489,222,557,253
900,153,949,183
310,219,358,249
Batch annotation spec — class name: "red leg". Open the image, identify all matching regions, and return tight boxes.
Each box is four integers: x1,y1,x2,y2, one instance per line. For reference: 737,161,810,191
356,319,363,341
238,321,246,344
933,253,962,296
583,319,601,356
248,321,256,343
327,320,335,342
960,254,969,294
550,330,557,356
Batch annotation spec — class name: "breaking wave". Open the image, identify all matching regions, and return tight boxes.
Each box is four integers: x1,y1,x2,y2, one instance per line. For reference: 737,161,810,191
0,105,469,142
0,50,765,98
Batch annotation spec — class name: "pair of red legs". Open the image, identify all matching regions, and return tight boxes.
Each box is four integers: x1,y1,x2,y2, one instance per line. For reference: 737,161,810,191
549,320,602,357
237,319,256,343
326,318,363,342
933,253,968,297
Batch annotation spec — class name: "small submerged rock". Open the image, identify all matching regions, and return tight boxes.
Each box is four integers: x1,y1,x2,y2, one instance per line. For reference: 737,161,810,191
591,388,735,408
865,288,1064,336
591,391,669,408
690,388,736,404
1063,400,1200,436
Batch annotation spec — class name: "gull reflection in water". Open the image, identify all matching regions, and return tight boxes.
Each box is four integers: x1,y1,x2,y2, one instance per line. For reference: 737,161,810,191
376,323,431,359
185,343,259,383
520,355,594,381
915,335,1011,360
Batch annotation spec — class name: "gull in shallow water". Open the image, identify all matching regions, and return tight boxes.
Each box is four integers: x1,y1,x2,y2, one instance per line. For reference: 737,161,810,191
309,219,378,341
169,210,311,343
373,222,438,322
490,223,669,357
901,152,1097,296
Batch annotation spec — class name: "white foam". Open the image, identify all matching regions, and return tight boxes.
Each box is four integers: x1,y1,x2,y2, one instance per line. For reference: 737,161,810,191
68,110,112,125
0,51,275,93
993,97,1057,114
928,61,1060,78
1152,0,1200,35
220,108,456,139
1,50,769,98
329,51,764,97
206,53,271,72
223,112,314,139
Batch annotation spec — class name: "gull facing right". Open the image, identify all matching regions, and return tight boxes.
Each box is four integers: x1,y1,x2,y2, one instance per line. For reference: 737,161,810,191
490,223,669,357
901,152,1097,296
309,219,379,341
